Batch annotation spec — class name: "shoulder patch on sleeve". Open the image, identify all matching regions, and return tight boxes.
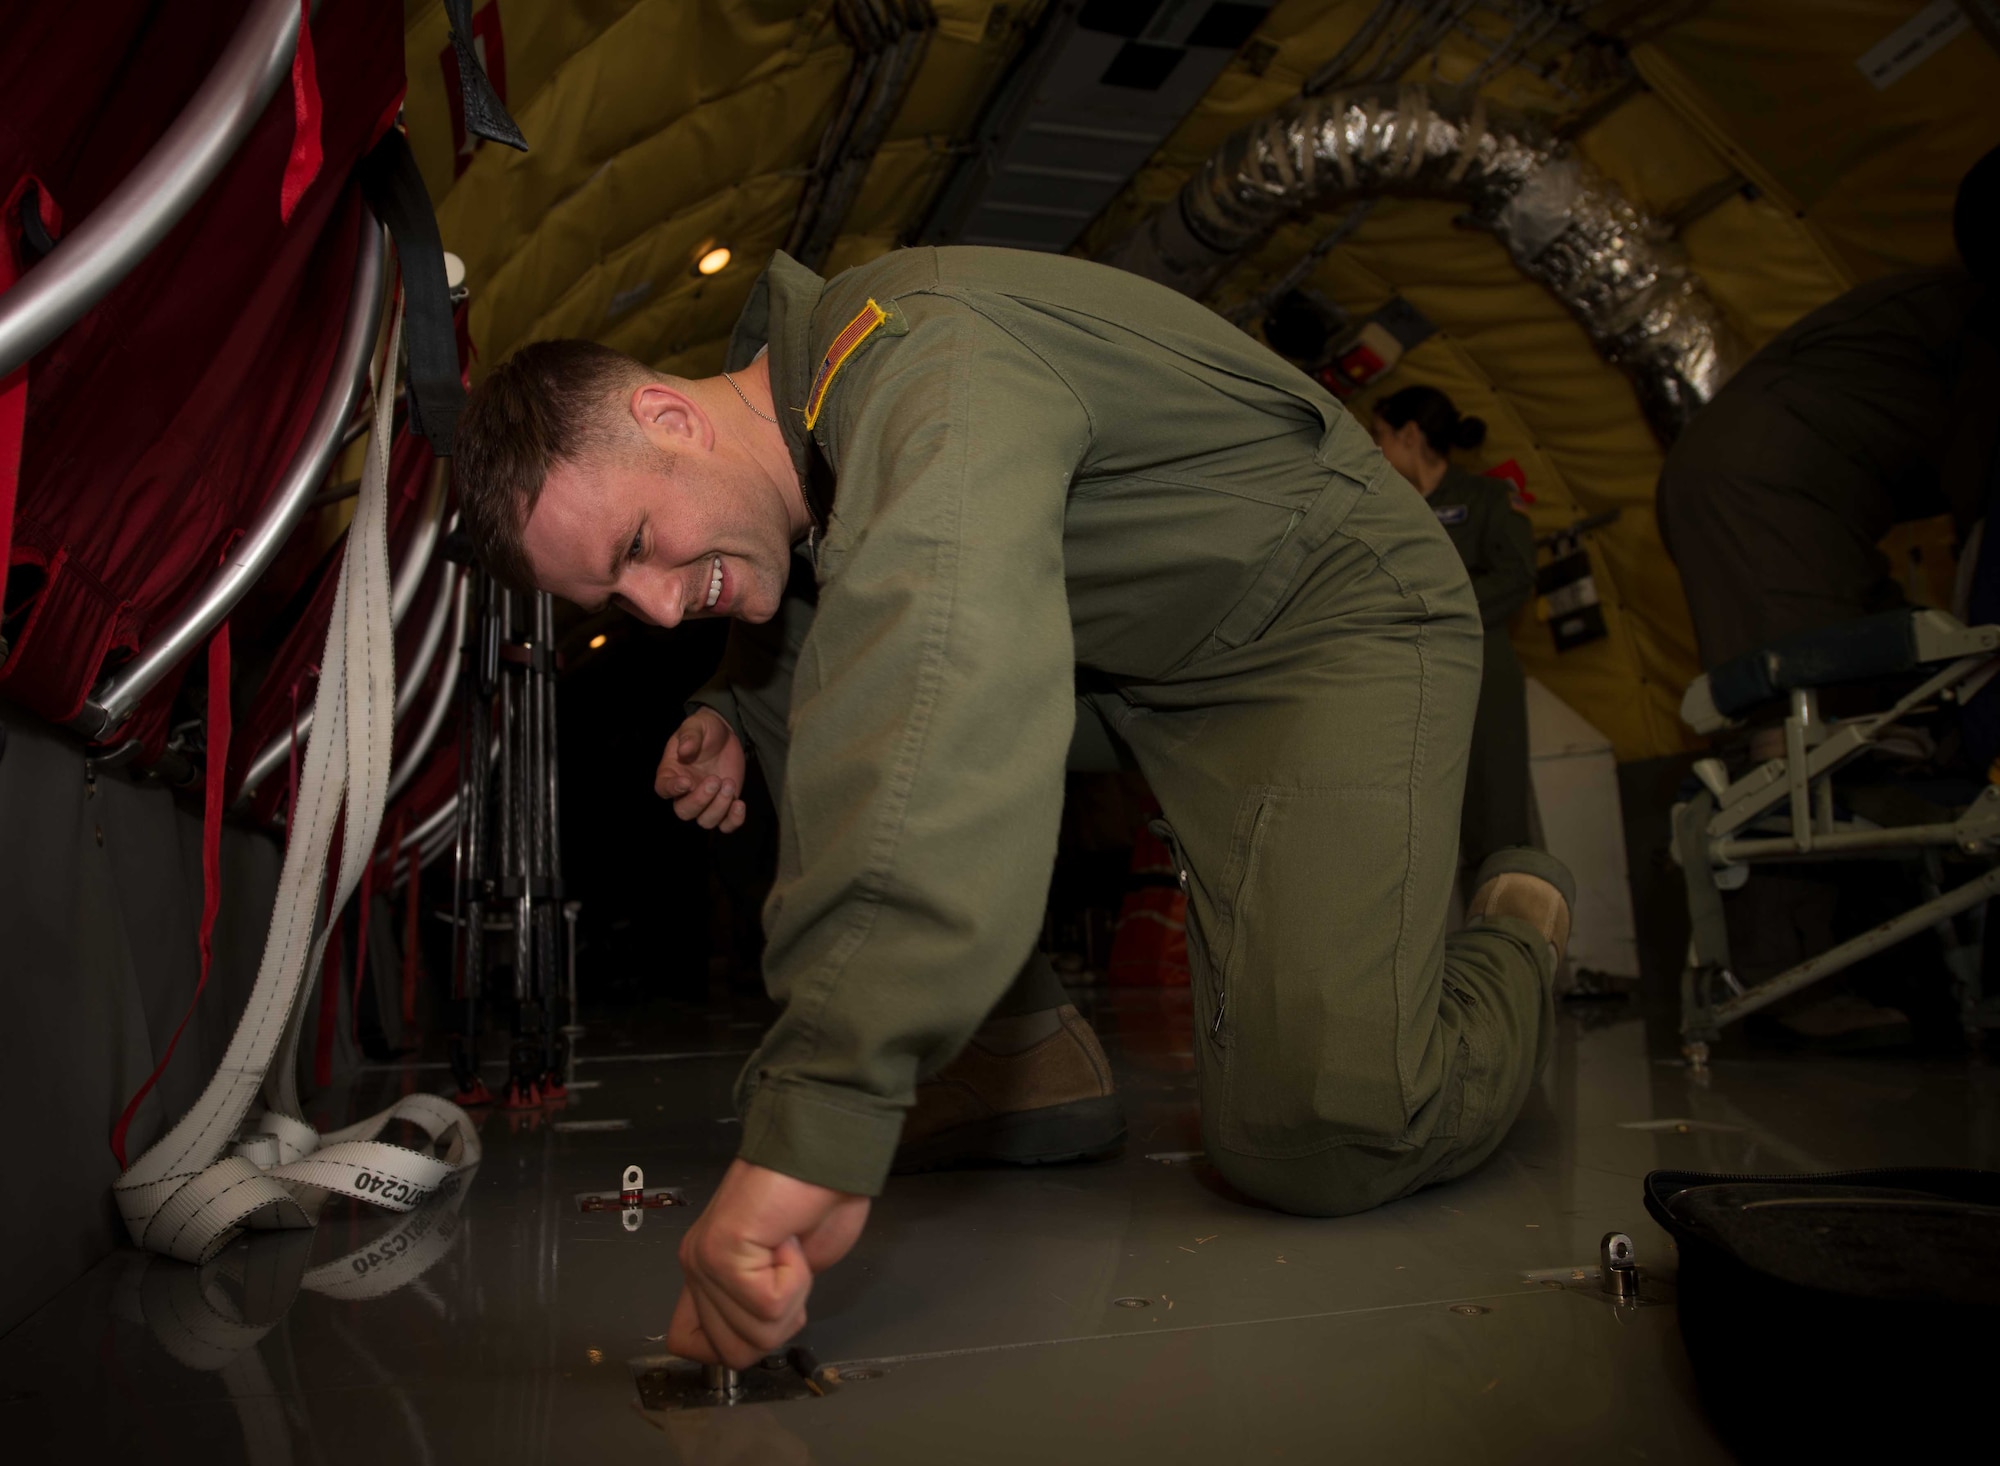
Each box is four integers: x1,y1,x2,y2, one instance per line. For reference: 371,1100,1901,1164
1434,503,1470,525
804,298,890,430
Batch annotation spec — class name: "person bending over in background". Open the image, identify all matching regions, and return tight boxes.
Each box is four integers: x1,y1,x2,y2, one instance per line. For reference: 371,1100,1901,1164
1656,145,1999,672
1652,147,1998,1048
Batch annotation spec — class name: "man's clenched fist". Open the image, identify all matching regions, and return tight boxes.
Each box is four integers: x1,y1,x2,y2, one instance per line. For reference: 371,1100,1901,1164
668,1159,871,1368
656,707,748,832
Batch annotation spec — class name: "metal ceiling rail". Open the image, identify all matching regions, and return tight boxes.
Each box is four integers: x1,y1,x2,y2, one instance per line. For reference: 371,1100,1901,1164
404,790,458,855
786,0,936,269
382,571,470,807
232,493,457,809
395,551,459,722
391,465,451,626
0,0,309,378
405,732,512,872
74,210,388,743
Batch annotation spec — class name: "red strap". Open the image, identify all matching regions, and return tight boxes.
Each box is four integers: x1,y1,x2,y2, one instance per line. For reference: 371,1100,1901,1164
279,0,324,223
402,839,422,1025
0,356,22,584
1,177,59,601
109,621,232,1167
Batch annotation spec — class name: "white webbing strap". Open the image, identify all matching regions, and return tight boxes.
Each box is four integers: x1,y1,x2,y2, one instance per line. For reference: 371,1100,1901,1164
115,297,479,1264
116,1164,478,1374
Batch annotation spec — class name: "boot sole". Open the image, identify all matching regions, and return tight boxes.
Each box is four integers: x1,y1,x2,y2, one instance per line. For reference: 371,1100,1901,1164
892,1095,1127,1174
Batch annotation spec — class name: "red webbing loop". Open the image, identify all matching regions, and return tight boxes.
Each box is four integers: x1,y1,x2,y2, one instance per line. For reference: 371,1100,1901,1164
109,620,232,1168
0,354,22,588
1,177,60,601
279,0,324,223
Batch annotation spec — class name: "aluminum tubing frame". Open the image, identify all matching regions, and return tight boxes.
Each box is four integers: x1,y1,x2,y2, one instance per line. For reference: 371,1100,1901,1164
391,463,451,626
393,540,459,722
233,472,454,806
0,0,313,377
448,572,497,1095
76,207,387,742
382,567,469,807
1677,656,2000,1060
403,788,459,855
1699,653,2000,845
1684,866,2000,1060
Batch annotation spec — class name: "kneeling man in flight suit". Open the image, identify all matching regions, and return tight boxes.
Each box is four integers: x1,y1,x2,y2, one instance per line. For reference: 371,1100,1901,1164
456,245,1575,1369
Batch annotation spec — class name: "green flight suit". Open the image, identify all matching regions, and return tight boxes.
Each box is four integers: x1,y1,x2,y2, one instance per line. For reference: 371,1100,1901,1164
1425,465,1537,868
695,247,1556,1217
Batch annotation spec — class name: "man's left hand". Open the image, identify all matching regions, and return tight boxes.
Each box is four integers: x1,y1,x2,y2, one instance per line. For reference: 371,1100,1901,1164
668,1159,871,1368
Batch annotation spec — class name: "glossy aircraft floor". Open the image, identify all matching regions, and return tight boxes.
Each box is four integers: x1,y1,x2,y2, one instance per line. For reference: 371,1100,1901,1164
10,985,1997,1465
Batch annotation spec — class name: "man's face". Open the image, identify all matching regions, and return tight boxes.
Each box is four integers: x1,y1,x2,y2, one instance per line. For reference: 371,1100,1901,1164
519,394,794,627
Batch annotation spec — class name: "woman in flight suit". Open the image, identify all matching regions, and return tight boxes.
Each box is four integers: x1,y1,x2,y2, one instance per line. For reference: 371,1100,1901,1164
1372,386,1538,872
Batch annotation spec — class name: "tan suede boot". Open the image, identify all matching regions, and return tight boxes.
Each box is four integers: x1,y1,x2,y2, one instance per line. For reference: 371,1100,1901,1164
1465,847,1576,966
893,1005,1126,1173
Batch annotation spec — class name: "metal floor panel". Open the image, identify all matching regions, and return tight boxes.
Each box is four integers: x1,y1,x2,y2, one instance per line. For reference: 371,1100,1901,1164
8,989,1995,1463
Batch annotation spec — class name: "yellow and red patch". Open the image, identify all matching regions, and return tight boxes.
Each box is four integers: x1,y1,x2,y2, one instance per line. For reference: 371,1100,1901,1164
803,298,889,430
1483,457,1535,516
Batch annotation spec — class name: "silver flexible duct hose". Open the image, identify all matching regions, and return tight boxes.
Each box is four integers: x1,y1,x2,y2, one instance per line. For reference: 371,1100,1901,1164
1101,84,1741,442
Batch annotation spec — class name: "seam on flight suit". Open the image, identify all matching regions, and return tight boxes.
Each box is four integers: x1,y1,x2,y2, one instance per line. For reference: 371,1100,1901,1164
1077,469,1313,513
963,286,1346,438
1202,789,1270,1050
1398,615,1434,1123
1207,781,1434,1160
1268,503,1453,1130
920,284,1097,438
895,277,1335,673
1336,506,1455,1127
759,308,977,1125
1165,492,1465,1159
1212,462,1378,653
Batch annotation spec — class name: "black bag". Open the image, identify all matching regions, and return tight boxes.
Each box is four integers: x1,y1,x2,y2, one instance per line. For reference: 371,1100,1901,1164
1643,1167,2000,1460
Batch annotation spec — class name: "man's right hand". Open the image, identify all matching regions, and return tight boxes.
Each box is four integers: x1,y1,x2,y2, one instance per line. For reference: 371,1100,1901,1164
656,707,748,832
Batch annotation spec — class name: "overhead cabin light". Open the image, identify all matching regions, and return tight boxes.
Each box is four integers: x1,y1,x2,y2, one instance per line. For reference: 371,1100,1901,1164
696,246,732,276
588,634,608,650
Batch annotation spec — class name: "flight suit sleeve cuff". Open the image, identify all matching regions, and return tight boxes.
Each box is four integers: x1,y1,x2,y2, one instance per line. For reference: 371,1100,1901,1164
736,1079,905,1198
685,677,745,744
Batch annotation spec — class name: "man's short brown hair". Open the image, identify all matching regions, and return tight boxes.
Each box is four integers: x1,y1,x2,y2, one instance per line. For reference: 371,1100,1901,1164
456,338,657,591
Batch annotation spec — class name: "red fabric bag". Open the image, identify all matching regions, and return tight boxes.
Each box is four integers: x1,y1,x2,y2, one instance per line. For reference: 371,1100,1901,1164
0,0,404,750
